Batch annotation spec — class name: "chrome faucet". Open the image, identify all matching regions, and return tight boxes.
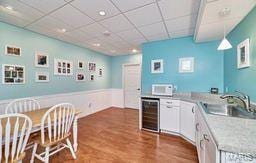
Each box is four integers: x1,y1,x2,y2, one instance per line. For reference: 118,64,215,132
220,90,251,112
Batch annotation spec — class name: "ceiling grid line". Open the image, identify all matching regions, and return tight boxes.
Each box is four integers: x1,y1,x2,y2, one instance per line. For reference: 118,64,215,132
155,0,170,38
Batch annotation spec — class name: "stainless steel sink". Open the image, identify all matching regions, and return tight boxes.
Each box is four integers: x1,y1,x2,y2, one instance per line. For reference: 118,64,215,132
201,103,256,119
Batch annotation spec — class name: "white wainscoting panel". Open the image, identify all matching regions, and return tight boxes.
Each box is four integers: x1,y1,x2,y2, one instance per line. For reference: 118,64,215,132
111,89,124,108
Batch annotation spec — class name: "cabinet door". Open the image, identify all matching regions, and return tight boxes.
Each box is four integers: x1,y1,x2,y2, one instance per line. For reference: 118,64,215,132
204,132,217,163
180,101,196,142
160,105,180,133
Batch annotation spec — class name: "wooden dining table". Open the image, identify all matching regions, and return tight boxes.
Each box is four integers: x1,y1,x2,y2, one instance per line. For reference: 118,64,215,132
22,107,81,152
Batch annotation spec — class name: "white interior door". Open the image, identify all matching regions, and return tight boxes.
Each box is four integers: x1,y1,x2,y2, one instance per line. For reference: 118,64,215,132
123,64,141,109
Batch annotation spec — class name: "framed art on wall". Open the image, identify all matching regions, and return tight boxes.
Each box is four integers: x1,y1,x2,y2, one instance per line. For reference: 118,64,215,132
151,59,163,73
35,72,49,82
2,64,25,84
237,38,250,69
78,61,85,69
88,62,96,72
179,57,194,73
98,68,103,77
5,45,21,56
35,52,49,68
54,59,73,76
76,73,85,81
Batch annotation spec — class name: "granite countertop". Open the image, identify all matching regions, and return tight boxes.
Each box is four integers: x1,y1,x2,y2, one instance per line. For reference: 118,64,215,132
141,92,256,157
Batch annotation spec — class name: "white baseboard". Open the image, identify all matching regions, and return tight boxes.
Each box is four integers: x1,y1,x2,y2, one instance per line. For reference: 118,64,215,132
0,88,125,116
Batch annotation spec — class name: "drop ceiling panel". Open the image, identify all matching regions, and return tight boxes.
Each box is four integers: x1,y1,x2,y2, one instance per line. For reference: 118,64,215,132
195,0,256,42
138,21,167,37
124,3,162,27
63,29,94,42
100,14,134,33
50,5,93,28
117,28,145,41
165,14,197,32
158,0,200,20
18,0,67,13
0,0,43,26
79,22,108,38
170,28,194,39
26,16,73,35
111,0,154,12
146,33,169,42
70,0,120,21
0,11,30,27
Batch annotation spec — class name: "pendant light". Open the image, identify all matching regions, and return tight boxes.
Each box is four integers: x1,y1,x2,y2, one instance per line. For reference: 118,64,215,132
217,25,232,50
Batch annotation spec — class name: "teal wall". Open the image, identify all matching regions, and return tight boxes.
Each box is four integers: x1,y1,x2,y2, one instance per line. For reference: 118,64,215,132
141,37,224,94
111,54,142,88
224,7,256,101
0,22,112,100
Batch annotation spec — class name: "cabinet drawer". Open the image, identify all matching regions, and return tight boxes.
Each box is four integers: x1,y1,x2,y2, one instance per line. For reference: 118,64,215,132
160,99,180,106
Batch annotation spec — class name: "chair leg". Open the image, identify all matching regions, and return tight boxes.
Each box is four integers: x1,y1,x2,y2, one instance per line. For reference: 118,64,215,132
45,146,50,163
66,138,77,159
30,143,38,163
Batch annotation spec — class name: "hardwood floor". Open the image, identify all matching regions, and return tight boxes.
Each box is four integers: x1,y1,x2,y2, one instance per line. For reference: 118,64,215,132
25,107,198,163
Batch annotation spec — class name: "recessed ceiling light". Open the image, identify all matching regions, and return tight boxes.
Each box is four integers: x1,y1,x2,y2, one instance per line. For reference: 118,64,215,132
103,30,111,37
132,49,138,53
57,28,66,33
99,11,106,16
93,43,101,47
5,5,13,11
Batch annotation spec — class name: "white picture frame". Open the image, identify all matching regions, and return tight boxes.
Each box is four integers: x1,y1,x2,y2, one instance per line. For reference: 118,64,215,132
35,51,49,68
237,38,250,69
179,57,194,73
76,72,86,82
88,62,96,72
5,45,21,56
2,64,25,84
35,72,49,82
89,74,95,81
77,61,85,69
54,58,73,76
98,68,103,77
151,59,163,73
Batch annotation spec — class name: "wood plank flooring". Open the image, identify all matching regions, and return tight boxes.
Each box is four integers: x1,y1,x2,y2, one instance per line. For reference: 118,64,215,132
24,107,198,163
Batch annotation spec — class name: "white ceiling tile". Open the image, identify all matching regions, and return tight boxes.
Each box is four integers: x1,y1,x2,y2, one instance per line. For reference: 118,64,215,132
158,0,200,20
170,28,194,39
64,29,94,42
50,5,93,28
79,22,109,38
138,21,166,37
125,3,162,27
146,33,169,42
126,37,147,45
116,28,144,41
100,14,134,33
70,0,120,21
165,14,197,32
0,0,43,26
97,34,123,44
26,15,73,36
18,0,67,13
0,11,29,27
111,0,154,12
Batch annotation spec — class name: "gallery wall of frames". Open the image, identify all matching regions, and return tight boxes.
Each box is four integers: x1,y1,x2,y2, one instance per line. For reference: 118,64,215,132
2,45,103,84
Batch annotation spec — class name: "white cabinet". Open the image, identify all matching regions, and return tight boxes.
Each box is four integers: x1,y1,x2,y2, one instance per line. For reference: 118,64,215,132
160,99,180,133
195,108,219,163
180,101,196,142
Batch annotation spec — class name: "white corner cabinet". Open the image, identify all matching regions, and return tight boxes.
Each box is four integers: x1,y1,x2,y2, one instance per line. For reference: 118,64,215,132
159,99,196,142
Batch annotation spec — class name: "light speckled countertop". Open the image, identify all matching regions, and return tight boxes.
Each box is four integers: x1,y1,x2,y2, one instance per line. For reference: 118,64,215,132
141,92,256,157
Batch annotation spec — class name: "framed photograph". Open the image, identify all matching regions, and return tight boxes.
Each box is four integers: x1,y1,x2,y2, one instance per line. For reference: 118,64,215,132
151,59,163,73
237,38,250,69
76,73,85,81
179,57,194,73
2,64,25,84
88,62,96,72
54,59,73,76
98,68,103,77
35,72,49,82
90,74,95,81
78,61,85,69
5,45,21,56
35,52,49,68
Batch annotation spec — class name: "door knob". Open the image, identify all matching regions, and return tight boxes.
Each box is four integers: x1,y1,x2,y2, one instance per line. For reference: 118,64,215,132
137,88,141,90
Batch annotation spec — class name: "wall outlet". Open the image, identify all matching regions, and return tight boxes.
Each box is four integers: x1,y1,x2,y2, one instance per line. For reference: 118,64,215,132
88,102,92,108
